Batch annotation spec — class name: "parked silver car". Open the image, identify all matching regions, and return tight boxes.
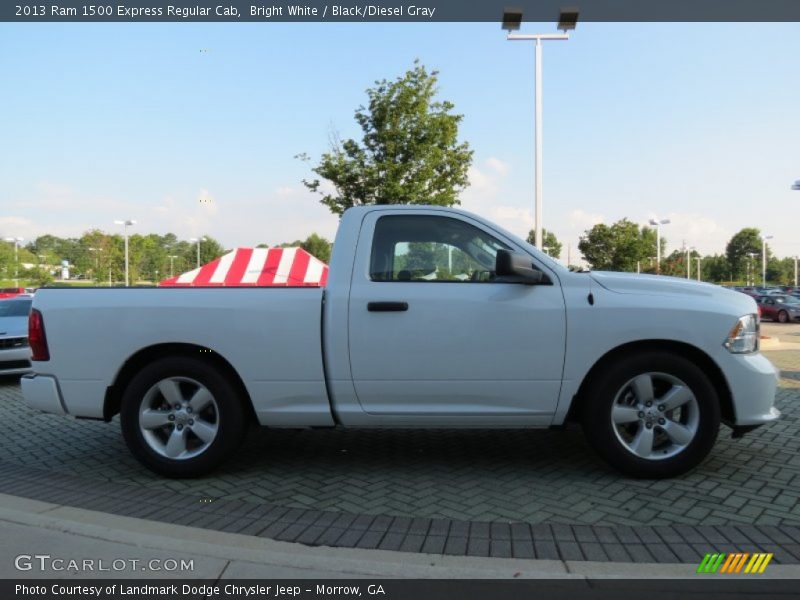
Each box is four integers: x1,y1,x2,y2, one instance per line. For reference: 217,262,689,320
0,296,33,376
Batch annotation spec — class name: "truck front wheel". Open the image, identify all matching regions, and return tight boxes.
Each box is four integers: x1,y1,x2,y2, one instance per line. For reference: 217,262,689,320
120,356,247,477
581,351,720,478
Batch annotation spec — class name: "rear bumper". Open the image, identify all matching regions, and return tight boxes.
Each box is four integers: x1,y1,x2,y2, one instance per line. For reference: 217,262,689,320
21,374,67,416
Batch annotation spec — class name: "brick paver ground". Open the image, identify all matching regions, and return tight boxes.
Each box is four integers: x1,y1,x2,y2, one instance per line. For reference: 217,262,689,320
2,350,799,563
1,350,798,531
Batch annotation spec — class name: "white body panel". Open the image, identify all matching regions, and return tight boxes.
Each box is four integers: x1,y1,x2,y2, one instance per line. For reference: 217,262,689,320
22,205,779,433
344,208,565,426
25,288,333,427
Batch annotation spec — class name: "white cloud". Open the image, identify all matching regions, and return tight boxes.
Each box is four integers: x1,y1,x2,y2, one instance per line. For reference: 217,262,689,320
460,162,534,239
466,165,494,193
486,157,510,177
568,209,605,231
0,215,86,241
650,212,730,256
275,186,297,197
198,188,215,207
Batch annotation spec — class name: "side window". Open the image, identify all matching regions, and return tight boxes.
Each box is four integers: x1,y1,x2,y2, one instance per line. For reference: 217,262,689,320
369,215,510,283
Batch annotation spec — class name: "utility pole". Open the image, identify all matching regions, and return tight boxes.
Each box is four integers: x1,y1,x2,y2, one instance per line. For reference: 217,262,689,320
503,8,576,250
761,235,773,288
649,219,670,274
114,220,136,287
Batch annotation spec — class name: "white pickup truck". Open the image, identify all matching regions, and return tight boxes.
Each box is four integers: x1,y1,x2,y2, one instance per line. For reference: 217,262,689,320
22,206,779,479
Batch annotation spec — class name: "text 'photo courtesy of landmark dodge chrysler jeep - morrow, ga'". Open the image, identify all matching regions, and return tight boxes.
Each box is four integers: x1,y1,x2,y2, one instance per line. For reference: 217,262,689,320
21,206,780,479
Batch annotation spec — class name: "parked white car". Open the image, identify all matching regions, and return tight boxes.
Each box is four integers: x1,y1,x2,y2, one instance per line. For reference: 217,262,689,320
21,206,779,478
0,296,33,376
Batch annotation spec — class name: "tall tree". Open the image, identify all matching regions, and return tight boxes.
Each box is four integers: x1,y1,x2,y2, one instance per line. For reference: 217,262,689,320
579,219,666,272
725,228,763,281
701,254,732,283
526,228,562,259
300,61,473,216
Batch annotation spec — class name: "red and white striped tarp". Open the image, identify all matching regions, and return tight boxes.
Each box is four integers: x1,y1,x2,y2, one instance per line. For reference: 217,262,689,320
158,247,329,287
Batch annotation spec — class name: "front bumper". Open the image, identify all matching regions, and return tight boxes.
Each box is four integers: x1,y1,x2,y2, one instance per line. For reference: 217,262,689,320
0,345,32,376
719,351,781,427
21,374,67,416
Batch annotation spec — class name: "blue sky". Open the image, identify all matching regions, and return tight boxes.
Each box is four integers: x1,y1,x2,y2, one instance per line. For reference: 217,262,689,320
1,22,799,261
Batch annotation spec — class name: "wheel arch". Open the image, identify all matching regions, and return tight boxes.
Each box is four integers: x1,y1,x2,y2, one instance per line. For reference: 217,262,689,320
103,343,256,423
566,340,735,425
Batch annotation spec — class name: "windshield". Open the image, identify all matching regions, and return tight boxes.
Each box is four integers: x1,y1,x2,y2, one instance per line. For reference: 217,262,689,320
0,299,32,317
475,218,570,274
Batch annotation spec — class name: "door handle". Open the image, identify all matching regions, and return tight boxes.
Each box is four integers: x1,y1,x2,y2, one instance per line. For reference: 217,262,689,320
367,301,408,312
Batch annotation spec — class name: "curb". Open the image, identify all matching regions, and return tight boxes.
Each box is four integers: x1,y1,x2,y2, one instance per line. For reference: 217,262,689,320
3,493,799,579
1,460,799,567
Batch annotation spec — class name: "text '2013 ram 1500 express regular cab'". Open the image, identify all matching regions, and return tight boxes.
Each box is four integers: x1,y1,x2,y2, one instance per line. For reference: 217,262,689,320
22,206,780,478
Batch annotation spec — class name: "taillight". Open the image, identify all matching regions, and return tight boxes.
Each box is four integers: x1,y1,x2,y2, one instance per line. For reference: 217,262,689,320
29,309,50,361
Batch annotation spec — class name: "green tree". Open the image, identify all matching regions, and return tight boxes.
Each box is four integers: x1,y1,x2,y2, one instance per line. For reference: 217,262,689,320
277,233,333,263
0,241,14,283
725,228,763,281
183,236,226,269
300,61,473,216
578,219,666,272
701,254,732,283
526,229,562,259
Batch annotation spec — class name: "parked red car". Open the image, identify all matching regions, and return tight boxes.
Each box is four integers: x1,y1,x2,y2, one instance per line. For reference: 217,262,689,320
755,295,800,323
0,287,25,299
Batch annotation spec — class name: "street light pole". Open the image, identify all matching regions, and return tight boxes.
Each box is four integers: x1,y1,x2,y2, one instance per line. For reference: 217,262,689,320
649,218,671,274
795,256,798,288
761,234,773,288
504,9,576,250
114,220,136,287
190,238,205,268
3,237,24,288
747,252,757,286
169,255,178,278
684,245,695,279
695,257,702,282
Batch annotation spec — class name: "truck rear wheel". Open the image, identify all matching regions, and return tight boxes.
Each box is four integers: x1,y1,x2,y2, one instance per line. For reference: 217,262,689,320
581,351,720,478
120,356,247,477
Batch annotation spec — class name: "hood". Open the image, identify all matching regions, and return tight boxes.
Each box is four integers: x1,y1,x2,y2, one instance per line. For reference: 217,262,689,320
589,271,722,297
0,315,28,338
588,271,757,316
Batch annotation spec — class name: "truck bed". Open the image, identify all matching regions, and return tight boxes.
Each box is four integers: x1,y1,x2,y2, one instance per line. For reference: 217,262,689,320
29,287,334,426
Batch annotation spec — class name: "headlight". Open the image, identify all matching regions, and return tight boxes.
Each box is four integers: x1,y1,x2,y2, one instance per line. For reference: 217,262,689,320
724,314,759,354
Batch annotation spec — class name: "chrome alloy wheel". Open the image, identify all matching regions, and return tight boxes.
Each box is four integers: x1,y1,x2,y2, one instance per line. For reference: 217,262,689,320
610,372,700,461
138,376,219,460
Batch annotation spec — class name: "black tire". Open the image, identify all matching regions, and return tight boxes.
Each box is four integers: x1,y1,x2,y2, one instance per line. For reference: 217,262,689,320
778,310,789,324
581,350,720,479
120,356,248,478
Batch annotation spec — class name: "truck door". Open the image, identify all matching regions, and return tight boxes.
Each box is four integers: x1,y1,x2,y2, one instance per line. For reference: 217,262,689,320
346,210,567,425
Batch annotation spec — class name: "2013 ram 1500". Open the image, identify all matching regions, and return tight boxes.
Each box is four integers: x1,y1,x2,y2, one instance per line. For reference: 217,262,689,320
21,205,780,478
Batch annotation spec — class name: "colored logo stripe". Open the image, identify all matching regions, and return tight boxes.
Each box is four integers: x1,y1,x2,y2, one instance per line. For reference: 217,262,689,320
697,552,773,574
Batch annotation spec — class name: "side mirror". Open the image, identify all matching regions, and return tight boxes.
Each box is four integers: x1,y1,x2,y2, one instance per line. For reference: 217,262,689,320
495,250,546,284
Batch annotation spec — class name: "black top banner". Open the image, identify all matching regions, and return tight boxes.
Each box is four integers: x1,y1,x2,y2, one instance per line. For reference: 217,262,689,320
3,0,800,23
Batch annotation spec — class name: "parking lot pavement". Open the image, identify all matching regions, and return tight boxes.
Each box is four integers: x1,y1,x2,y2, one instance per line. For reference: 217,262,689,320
0,350,798,564
762,322,800,349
